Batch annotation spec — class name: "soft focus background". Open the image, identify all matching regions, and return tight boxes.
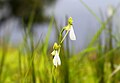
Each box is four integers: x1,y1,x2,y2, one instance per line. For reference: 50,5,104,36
0,0,120,83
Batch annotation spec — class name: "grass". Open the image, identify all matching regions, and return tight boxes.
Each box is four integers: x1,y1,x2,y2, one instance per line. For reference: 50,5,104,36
0,1,120,83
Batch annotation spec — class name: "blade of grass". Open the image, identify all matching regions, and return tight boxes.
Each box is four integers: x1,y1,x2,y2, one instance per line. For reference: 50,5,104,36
88,4,120,47
109,65,120,78
79,0,102,24
43,16,54,53
80,0,120,48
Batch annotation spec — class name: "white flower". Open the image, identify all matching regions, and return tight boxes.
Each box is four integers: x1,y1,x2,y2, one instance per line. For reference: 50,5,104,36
51,50,61,67
64,17,76,40
51,42,61,67
107,5,114,17
69,25,76,40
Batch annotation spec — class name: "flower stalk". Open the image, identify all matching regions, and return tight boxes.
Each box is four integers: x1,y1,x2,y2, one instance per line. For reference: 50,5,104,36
51,17,76,67
60,30,69,44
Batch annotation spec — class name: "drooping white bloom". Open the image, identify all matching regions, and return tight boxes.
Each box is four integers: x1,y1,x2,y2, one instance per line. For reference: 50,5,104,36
64,17,76,41
52,50,61,67
69,26,76,40
107,5,114,17
51,42,61,67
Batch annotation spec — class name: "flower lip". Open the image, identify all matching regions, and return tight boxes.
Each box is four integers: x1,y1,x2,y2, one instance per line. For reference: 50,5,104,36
53,51,61,67
69,26,76,40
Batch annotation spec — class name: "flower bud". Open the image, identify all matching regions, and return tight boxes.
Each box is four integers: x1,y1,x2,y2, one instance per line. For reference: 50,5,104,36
68,17,73,25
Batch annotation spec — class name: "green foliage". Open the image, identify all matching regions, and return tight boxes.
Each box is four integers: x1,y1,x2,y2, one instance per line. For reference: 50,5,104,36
0,1,120,83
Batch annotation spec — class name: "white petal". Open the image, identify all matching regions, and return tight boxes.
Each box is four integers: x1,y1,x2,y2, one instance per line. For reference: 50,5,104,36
53,51,61,67
56,54,61,66
69,26,76,40
53,55,58,67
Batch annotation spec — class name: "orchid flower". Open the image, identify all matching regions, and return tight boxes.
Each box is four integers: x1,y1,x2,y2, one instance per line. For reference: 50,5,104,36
64,17,76,40
51,42,61,67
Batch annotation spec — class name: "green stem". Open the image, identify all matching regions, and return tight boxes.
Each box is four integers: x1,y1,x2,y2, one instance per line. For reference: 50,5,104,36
60,30,69,44
58,28,64,44
52,66,56,83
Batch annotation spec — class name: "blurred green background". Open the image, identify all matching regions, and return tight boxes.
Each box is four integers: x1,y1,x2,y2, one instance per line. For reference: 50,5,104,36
0,0,120,83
